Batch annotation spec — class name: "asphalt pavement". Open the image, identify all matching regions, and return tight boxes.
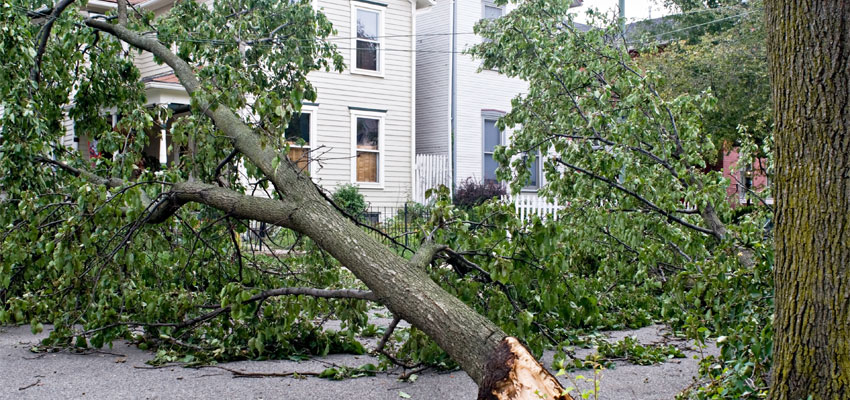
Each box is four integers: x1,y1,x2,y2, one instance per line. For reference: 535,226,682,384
0,322,715,400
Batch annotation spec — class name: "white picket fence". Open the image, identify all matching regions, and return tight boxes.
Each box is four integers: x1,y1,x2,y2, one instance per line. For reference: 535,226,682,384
502,193,564,223
414,153,451,204
412,153,563,222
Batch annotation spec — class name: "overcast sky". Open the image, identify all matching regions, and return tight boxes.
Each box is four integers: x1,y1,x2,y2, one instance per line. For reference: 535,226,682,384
569,0,676,24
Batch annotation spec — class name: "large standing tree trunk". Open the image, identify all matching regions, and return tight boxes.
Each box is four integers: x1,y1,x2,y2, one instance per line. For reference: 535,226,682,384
82,17,570,400
766,1,850,398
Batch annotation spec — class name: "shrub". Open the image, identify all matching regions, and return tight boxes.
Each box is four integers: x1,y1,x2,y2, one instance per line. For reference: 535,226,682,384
332,183,368,216
396,202,429,222
453,178,506,209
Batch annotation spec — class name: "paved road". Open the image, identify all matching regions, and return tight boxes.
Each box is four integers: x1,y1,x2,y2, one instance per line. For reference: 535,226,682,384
0,323,714,400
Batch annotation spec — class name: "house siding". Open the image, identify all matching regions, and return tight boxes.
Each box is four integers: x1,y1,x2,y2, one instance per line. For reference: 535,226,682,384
454,0,527,185
306,0,416,207
414,0,528,188
134,51,172,80
132,3,175,79
414,0,451,156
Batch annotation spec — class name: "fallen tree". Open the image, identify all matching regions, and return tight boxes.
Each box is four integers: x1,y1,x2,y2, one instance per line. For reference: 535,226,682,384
1,0,569,398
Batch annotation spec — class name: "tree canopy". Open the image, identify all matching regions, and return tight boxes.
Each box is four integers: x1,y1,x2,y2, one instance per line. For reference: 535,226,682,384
471,0,774,396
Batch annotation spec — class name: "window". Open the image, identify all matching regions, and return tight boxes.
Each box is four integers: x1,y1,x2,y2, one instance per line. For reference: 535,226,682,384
522,150,541,190
738,165,755,204
284,112,312,172
482,116,502,183
481,1,503,56
353,5,383,74
351,110,383,185
482,0,503,20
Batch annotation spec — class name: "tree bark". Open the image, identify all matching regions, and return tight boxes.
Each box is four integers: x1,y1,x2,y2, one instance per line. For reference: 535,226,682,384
83,19,570,399
766,1,850,398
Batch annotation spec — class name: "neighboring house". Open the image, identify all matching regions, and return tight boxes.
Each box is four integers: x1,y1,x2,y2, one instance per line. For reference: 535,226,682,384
720,148,772,207
415,0,533,193
415,0,693,197
62,0,433,209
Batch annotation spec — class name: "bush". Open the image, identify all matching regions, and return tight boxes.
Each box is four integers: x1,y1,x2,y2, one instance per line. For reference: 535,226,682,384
398,202,430,222
332,184,368,216
453,178,506,209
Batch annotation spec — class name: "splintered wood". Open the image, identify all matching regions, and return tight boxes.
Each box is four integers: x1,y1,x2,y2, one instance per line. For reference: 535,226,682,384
478,337,573,400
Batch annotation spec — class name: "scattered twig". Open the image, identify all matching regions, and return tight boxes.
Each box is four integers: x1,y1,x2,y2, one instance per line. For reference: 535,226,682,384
133,363,182,370
376,315,401,353
199,365,321,378
27,346,127,358
399,365,429,380
18,379,41,391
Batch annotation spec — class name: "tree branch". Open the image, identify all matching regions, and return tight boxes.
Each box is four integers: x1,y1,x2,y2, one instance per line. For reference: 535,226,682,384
83,18,286,194
376,315,401,353
554,158,718,237
441,248,493,282
199,365,321,378
116,0,127,26
410,242,448,268
165,181,300,226
174,287,377,331
214,149,240,187
30,0,77,84
35,156,123,188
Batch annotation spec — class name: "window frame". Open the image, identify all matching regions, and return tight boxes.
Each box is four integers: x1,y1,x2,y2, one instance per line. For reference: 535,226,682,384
481,110,505,184
284,104,319,176
350,1,386,77
479,0,504,69
481,0,504,21
350,108,385,188
520,149,543,192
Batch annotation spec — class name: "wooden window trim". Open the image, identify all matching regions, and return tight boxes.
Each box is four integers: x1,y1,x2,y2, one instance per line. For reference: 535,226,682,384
350,109,385,188
350,2,385,77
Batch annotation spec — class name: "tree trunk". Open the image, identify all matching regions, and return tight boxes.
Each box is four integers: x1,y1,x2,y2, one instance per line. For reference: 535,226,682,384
766,1,850,398
83,20,570,400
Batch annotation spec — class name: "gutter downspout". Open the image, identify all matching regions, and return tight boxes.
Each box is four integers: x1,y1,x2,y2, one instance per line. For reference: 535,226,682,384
410,0,417,203
450,0,458,194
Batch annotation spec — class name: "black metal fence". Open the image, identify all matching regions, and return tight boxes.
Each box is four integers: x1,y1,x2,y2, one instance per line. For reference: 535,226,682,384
244,202,431,250
355,202,431,249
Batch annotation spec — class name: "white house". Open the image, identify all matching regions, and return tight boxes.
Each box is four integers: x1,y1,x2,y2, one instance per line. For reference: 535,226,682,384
415,0,533,192
63,0,432,209
415,0,596,199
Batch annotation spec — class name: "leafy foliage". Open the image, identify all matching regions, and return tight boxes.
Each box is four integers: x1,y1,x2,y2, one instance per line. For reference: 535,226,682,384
1,0,775,396
636,4,770,153
332,184,368,217
0,0,372,368
590,336,685,367
318,363,378,380
452,178,507,209
652,0,757,44
469,0,774,397
668,208,774,399
415,188,665,363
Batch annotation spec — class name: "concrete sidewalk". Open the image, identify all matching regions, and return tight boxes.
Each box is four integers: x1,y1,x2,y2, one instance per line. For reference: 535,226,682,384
0,323,713,399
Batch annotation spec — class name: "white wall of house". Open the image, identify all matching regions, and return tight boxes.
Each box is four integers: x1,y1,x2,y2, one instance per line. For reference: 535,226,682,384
305,0,419,207
414,0,530,190
414,0,451,156
455,0,528,186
